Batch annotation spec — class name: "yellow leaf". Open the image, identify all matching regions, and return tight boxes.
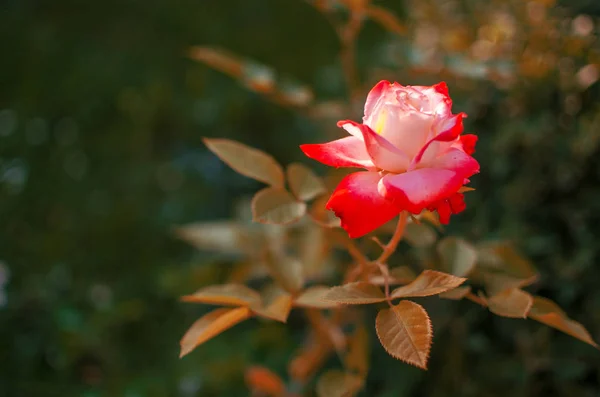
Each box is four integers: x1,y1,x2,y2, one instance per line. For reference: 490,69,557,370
180,307,251,357
252,187,307,225
324,282,386,305
530,296,598,347
245,366,286,397
286,163,326,201
316,370,363,397
391,270,466,299
437,237,477,277
204,138,284,187
294,286,340,309
181,284,261,307
375,301,432,369
487,288,533,318
439,286,472,300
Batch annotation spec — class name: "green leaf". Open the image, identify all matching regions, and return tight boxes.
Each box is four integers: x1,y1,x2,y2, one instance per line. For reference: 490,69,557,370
204,138,284,187
252,187,306,225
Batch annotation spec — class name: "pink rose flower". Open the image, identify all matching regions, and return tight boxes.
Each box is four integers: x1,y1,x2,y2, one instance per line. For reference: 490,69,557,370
301,81,479,238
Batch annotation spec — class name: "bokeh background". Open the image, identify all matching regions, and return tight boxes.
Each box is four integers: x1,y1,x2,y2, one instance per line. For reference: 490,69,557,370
2,0,600,396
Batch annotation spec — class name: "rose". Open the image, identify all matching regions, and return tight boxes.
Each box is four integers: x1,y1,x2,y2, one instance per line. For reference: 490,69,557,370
300,81,479,238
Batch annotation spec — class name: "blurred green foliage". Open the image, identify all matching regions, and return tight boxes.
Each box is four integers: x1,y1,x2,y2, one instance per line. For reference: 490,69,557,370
1,0,600,396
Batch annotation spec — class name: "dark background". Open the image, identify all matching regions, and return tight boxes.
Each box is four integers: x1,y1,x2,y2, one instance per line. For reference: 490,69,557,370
1,0,600,396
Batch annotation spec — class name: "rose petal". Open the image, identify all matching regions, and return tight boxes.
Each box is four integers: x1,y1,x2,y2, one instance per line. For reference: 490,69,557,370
458,134,478,155
425,148,480,178
300,136,376,170
326,171,399,238
364,80,390,118
379,168,466,214
338,121,410,173
412,112,466,166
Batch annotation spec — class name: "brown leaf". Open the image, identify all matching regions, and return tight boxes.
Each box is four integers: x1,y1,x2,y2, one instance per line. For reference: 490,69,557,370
324,282,386,305
286,163,326,201
263,249,305,293
309,195,341,228
174,221,243,254
245,366,286,397
366,5,407,35
252,287,293,323
375,301,432,369
252,187,307,225
439,286,472,300
189,46,244,78
437,237,477,277
316,370,364,397
404,222,437,247
181,284,261,307
288,339,332,382
294,286,340,309
391,270,466,299
204,138,284,187
345,325,369,377
483,272,538,297
180,307,251,357
368,266,417,286
476,242,538,284
487,288,533,318
530,296,598,347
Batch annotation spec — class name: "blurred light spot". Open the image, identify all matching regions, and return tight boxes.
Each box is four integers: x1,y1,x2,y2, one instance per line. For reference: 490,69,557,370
564,94,581,115
471,40,494,61
527,2,546,24
55,117,79,146
572,15,594,37
0,290,6,308
243,62,275,93
64,150,88,180
0,261,10,286
1,159,28,194
89,284,113,310
26,118,48,145
0,109,17,137
179,376,202,397
156,163,184,191
415,25,439,48
192,99,219,126
558,57,575,75
576,64,599,89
